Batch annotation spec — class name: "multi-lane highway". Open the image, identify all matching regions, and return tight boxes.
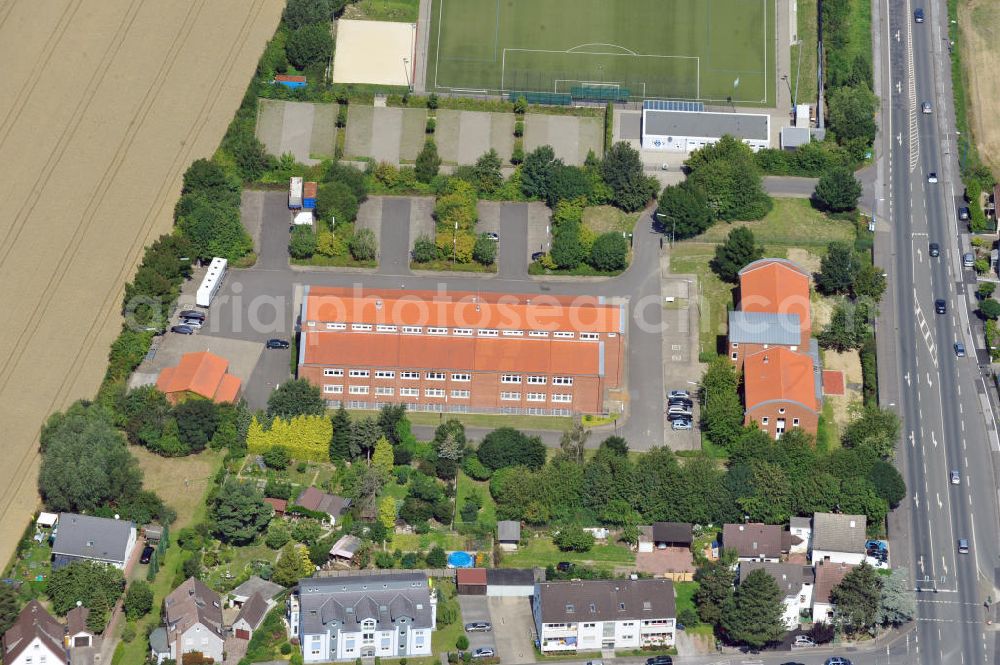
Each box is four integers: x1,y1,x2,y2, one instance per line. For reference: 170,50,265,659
874,0,1000,663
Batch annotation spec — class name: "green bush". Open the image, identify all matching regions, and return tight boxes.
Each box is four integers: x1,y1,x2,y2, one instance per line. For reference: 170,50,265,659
280,643,293,655
472,234,497,265
589,232,628,272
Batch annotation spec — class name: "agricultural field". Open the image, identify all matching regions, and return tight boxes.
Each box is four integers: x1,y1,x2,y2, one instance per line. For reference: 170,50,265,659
0,0,283,571
427,0,775,104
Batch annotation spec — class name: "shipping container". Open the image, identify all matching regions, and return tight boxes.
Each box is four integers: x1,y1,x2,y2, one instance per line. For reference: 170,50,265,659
303,181,317,209
289,177,303,209
195,257,228,308
274,74,307,90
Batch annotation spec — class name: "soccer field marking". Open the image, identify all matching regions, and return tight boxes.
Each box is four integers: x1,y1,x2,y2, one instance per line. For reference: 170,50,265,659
566,42,639,56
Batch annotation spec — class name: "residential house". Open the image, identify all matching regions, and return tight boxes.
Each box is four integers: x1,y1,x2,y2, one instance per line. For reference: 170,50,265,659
497,521,521,551
722,523,787,562
155,351,241,404
2,601,66,665
533,579,676,653
730,258,821,438
790,516,812,554
739,562,814,629
163,577,226,663
65,607,100,665
812,561,855,623
295,487,351,526
229,576,284,608
810,513,868,565
743,346,821,439
293,572,437,662
51,513,137,570
233,592,270,640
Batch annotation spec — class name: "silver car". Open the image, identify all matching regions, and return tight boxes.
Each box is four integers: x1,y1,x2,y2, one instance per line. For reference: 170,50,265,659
951,470,961,485
671,419,693,431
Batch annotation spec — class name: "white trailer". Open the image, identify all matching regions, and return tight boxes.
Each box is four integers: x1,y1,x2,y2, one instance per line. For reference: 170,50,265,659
289,176,303,209
195,257,228,308
291,210,314,226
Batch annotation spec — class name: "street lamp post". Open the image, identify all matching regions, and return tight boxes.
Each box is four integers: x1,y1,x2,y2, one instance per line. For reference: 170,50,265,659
655,211,674,246
452,220,458,265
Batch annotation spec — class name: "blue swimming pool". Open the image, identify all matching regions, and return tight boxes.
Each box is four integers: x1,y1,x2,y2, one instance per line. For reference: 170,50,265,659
447,551,474,568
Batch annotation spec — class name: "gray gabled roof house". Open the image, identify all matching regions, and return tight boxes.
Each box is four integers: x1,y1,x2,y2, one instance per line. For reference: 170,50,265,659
52,513,137,570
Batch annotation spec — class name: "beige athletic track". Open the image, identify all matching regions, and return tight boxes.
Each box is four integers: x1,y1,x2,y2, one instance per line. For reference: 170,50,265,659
0,0,283,568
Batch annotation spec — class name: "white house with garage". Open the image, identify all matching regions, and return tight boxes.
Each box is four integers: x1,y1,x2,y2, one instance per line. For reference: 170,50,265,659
810,513,867,565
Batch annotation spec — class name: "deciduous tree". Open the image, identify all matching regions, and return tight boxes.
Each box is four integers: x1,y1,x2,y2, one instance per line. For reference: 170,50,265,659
478,427,547,470
814,166,863,212
520,145,558,200
210,481,272,545
123,581,154,620
286,24,334,69
656,181,713,240
589,232,628,272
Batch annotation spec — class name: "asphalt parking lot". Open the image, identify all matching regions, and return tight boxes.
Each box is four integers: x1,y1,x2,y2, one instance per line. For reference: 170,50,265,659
487,597,536,664
457,596,495,654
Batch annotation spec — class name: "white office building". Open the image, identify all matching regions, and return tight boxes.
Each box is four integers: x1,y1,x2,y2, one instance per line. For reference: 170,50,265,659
641,100,770,153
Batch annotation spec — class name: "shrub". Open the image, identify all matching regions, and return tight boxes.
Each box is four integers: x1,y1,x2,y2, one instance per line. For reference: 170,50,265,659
263,445,291,470
281,643,293,655
462,455,492,480
289,226,317,259
472,234,497,265
286,24,334,69
426,118,436,134
349,228,378,261
412,234,440,263
456,635,469,650
589,232,628,271
514,121,524,137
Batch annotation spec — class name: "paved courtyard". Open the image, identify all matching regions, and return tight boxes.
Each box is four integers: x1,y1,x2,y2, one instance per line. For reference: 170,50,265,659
256,99,336,165
487,597,535,664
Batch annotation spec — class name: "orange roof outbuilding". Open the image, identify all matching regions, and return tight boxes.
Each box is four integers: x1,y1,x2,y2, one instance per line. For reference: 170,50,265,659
738,259,812,334
743,347,818,413
156,351,241,403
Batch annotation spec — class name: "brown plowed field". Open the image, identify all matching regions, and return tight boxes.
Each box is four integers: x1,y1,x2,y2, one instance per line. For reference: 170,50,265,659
0,0,283,568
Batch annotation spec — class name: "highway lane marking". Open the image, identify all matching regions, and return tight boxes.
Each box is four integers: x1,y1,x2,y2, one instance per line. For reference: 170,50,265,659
931,430,938,446
937,492,943,508
927,372,933,387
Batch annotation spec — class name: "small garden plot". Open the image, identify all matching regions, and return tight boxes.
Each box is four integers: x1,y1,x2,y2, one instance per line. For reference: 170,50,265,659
500,535,635,569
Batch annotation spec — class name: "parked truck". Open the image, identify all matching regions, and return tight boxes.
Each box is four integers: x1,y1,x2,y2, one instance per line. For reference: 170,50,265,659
303,181,317,209
195,257,227,308
289,177,303,209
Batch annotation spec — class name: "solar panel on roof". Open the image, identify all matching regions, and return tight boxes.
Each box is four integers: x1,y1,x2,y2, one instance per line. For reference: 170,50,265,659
642,100,705,112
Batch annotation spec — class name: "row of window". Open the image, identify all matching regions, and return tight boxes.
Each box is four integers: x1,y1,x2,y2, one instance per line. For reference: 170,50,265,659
323,369,574,385
322,385,571,402
760,416,800,426
314,321,609,341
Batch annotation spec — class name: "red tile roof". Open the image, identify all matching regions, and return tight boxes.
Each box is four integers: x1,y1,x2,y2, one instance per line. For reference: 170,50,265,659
302,331,602,375
304,287,622,333
744,347,817,412
263,498,287,514
274,74,306,83
813,561,855,603
456,568,488,585
156,352,241,403
738,259,812,334
822,370,845,395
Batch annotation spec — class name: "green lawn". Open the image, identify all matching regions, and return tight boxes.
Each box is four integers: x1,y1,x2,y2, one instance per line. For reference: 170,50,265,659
403,410,574,432
673,581,714,636
428,0,775,104
345,0,420,22
432,580,466,654
583,206,639,235
501,535,635,568
203,541,279,591
790,0,818,105
393,530,469,552
670,199,856,355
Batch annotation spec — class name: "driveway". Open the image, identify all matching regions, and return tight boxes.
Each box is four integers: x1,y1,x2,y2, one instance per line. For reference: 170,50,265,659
457,596,496,654
487,597,536,664
255,189,293,270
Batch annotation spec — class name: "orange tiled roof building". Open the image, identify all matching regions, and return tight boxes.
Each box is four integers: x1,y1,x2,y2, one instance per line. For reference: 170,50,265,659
298,287,625,415
729,259,822,438
156,351,241,404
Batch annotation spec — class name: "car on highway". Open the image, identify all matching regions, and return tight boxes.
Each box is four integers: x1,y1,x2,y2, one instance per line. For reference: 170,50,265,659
922,101,932,114
927,172,938,183
472,648,495,659
825,658,853,665
958,538,969,554
170,325,194,335
531,251,545,262
140,545,155,564
955,342,966,357
935,299,947,314
929,242,940,257
645,657,673,665
671,418,692,431
914,7,924,22
266,338,290,349
465,622,492,632
951,469,961,485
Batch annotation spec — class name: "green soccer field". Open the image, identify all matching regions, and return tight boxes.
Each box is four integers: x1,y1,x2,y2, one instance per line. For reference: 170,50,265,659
427,0,775,105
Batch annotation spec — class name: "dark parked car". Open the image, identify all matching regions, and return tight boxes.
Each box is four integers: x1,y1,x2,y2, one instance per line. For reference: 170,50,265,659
929,242,940,257
179,310,205,321
959,206,970,221
531,251,546,262
646,657,673,665
556,561,574,572
935,299,947,314
266,338,290,349
140,545,155,564
170,325,194,335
